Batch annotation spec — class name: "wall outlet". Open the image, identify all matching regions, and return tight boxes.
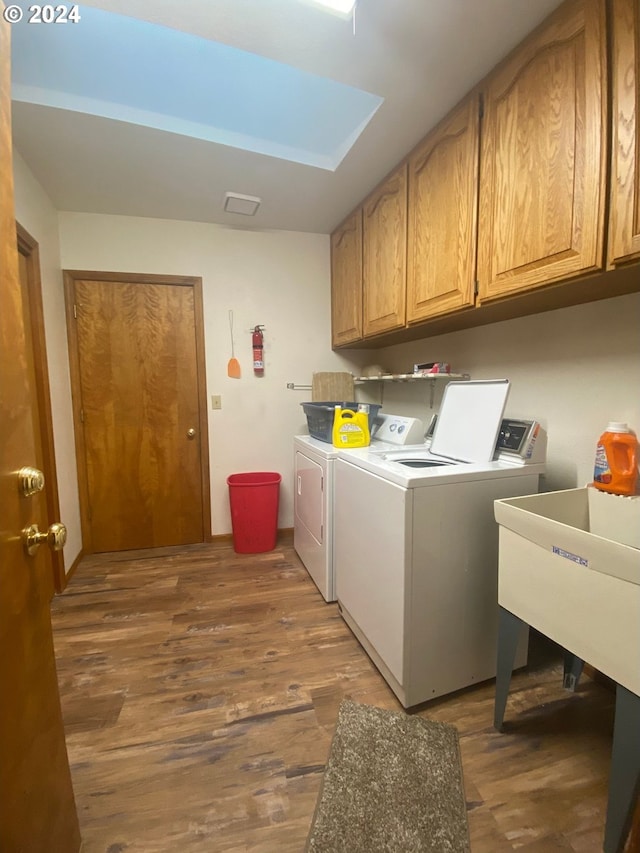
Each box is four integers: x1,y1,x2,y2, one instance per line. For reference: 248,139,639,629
211,395,222,410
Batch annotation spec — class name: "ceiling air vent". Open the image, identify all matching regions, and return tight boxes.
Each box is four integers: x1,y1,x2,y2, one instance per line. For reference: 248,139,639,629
224,192,261,216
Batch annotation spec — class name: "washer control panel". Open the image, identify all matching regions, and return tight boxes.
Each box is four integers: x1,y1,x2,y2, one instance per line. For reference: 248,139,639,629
496,419,546,463
424,416,546,463
372,414,425,445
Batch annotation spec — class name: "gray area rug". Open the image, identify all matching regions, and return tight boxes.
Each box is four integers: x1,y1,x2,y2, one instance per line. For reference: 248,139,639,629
306,700,470,852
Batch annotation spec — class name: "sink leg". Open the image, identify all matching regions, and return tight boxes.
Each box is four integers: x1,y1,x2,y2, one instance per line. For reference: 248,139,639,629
494,606,526,731
604,684,640,853
562,651,584,691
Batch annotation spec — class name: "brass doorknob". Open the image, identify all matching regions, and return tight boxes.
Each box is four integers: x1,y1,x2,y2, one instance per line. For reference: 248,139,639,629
18,466,45,497
23,522,67,556
187,428,196,439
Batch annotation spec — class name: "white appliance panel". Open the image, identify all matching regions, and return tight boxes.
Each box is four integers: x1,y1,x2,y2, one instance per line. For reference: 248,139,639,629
370,414,425,445
431,379,510,462
406,476,535,705
335,449,545,489
295,451,323,544
293,416,426,604
293,443,334,601
334,459,410,684
333,414,545,707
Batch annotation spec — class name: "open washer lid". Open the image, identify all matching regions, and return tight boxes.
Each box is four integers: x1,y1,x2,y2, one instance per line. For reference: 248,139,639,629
430,379,510,463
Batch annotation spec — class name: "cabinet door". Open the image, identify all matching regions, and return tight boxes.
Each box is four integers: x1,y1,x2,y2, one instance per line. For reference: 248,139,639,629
407,95,480,323
331,209,362,347
362,165,407,336
608,0,640,266
478,0,606,301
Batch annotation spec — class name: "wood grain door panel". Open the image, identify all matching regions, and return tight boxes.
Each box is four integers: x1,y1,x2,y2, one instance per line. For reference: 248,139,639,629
68,275,208,553
407,95,479,322
0,11,81,851
492,45,576,272
608,0,640,266
363,165,407,336
331,209,363,346
478,0,606,300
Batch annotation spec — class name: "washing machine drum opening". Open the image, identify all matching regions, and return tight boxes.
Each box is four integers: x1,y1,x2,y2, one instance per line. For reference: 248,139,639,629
394,459,453,468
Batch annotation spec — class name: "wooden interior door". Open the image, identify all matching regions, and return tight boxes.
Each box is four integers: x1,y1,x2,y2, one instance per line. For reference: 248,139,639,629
0,12,81,851
65,273,210,553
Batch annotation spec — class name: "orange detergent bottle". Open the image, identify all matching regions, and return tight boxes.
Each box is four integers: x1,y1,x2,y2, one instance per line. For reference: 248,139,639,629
592,422,638,496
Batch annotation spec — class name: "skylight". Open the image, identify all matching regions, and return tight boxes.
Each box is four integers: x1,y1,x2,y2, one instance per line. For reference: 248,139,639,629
10,3,382,171
303,0,358,17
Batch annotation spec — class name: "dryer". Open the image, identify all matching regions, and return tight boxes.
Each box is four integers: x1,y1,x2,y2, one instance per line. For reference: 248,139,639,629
294,414,424,602
293,435,338,602
333,380,547,708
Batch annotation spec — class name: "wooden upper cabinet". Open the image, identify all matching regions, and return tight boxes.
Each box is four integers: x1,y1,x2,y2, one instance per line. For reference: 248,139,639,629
478,0,607,302
407,95,480,323
608,0,640,266
331,209,363,347
362,165,407,336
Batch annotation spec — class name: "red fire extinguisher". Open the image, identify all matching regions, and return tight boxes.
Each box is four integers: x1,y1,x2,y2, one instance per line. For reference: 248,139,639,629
252,325,265,376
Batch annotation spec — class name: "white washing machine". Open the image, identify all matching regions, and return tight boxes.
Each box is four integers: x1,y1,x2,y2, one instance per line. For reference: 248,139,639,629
294,414,424,602
333,380,547,708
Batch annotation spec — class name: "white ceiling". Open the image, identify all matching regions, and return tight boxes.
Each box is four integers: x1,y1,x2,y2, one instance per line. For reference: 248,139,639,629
11,0,564,234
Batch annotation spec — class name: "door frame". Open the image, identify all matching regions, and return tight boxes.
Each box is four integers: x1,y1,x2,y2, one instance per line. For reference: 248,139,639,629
63,270,212,553
17,223,67,593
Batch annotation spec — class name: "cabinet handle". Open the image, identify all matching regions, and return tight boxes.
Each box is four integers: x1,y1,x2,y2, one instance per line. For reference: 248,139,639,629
297,475,302,495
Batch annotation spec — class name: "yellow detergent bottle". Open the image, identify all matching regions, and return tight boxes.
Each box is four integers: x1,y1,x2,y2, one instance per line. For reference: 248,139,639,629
332,405,371,448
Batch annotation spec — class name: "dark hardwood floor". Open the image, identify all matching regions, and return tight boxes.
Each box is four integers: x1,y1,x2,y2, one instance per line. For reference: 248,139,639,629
50,536,623,852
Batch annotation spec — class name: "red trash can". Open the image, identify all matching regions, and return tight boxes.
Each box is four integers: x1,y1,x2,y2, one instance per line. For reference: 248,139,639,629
227,472,281,554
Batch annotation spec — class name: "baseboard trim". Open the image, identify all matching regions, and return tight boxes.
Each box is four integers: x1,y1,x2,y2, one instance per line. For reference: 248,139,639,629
59,548,85,592
209,532,234,544
209,528,293,545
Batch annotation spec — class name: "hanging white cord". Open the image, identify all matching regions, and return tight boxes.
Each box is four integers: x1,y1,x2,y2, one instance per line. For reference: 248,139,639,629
352,0,357,35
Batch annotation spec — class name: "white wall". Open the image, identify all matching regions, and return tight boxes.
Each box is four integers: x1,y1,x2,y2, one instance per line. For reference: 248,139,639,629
375,293,640,493
12,153,83,570
57,212,367,535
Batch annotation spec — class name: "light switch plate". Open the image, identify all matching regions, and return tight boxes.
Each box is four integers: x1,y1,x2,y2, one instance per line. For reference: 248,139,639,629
211,395,222,410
